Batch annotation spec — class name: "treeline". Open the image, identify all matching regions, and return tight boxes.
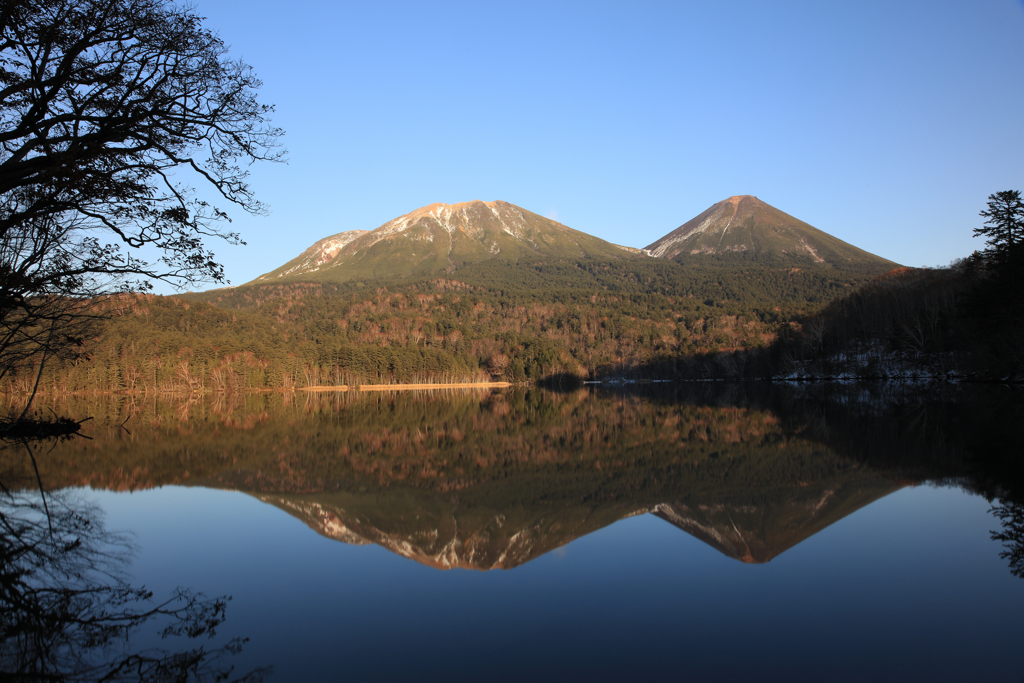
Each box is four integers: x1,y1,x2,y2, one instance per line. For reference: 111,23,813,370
0,294,492,394
211,257,886,314
643,191,1024,381
0,257,890,394
771,250,1024,379
632,251,1024,381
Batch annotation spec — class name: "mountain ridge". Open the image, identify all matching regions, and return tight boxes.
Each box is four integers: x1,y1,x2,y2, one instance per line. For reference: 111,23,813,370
256,229,368,281
251,195,896,289
256,479,899,571
252,199,644,285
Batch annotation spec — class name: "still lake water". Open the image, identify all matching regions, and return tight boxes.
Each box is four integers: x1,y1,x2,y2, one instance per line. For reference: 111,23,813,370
3,384,1024,682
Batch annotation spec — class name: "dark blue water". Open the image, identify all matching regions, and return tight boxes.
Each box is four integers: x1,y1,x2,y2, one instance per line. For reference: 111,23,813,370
77,483,1018,682
5,385,1024,682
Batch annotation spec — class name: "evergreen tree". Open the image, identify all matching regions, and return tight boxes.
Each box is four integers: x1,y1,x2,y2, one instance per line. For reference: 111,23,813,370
975,190,1024,264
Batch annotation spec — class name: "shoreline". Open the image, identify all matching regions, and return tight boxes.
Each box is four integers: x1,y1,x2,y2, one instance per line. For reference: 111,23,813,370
7,376,1019,400
300,382,514,392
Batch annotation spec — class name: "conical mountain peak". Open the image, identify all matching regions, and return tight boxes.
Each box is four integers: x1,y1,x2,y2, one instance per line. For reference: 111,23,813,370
646,196,895,268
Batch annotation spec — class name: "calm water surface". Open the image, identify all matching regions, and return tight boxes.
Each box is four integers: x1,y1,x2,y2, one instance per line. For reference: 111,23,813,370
3,384,1023,682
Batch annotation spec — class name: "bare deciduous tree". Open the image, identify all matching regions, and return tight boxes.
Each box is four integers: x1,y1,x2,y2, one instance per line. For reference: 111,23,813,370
0,0,284,402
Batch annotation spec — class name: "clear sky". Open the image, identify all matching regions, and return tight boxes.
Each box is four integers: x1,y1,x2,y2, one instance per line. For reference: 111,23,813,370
181,0,1024,290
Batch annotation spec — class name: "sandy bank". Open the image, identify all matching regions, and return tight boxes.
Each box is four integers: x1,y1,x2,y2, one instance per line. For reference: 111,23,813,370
299,382,513,392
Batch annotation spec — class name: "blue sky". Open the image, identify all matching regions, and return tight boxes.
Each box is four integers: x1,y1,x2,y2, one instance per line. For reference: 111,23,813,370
184,0,1024,289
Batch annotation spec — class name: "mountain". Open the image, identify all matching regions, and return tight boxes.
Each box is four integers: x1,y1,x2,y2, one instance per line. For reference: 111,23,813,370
251,195,896,289
651,484,896,564
252,200,643,284
645,195,897,269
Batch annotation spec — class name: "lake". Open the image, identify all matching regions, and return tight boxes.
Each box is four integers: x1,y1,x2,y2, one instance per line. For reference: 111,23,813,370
2,383,1023,682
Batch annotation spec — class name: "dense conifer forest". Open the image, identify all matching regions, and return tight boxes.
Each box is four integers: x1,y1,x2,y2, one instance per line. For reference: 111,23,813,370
743,250,1024,380
2,238,1020,395
738,190,1024,380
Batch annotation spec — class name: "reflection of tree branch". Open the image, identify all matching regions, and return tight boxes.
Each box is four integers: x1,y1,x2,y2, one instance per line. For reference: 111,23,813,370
19,438,55,540
0,488,270,681
991,499,1024,579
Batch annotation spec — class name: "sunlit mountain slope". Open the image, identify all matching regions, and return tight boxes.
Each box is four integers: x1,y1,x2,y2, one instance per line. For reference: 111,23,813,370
645,195,897,269
252,200,643,284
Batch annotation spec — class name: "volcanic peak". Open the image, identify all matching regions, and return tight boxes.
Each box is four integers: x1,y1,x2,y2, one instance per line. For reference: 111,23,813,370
644,195,894,268
376,199,530,240
250,199,640,285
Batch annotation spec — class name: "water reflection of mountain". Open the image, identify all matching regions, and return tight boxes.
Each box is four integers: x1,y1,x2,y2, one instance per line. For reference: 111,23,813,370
256,476,896,569
5,384,1017,570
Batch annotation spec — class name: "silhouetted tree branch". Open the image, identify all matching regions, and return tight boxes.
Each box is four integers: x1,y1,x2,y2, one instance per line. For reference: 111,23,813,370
0,0,284,403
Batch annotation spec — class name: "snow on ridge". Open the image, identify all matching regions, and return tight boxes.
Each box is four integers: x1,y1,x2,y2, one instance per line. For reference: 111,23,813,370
496,528,533,567
267,499,371,546
261,199,614,281
380,200,537,243
256,230,367,279
488,202,525,240
646,233,689,258
810,490,835,515
376,214,413,238
648,204,733,257
430,204,458,234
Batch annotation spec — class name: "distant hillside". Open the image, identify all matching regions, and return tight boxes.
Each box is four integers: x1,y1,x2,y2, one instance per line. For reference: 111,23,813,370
251,200,643,284
0,196,913,393
646,195,897,270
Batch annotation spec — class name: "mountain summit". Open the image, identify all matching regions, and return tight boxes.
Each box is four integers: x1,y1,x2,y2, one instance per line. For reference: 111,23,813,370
645,195,895,268
254,200,640,284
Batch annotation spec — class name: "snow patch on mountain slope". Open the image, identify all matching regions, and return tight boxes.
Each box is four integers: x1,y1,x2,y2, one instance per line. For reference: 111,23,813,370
256,230,367,280
647,207,727,257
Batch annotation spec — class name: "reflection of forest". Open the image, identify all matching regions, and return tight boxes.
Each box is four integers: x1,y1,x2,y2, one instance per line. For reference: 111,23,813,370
3,384,1022,570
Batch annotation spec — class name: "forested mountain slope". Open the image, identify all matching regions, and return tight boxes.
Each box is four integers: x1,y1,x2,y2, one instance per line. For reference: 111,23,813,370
0,198,906,393
2,258,889,394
